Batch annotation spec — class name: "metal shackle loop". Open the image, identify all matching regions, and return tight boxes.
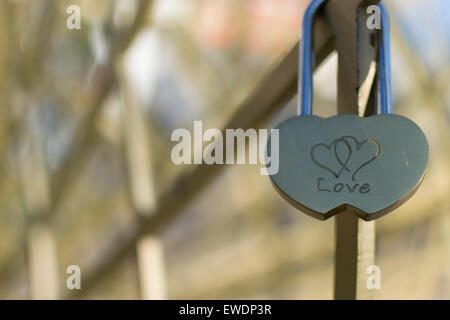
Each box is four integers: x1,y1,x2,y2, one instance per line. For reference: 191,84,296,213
297,0,392,116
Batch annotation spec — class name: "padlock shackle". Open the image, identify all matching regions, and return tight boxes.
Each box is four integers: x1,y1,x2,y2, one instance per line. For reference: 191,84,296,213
378,3,392,114
298,0,392,116
297,0,325,116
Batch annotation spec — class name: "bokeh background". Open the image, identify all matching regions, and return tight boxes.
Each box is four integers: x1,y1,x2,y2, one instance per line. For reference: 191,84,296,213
0,0,449,299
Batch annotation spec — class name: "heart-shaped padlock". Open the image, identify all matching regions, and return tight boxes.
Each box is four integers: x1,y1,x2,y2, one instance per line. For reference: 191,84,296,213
266,1,428,221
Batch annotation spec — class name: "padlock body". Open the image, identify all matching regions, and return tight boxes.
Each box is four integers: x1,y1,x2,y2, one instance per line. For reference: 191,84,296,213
266,114,428,221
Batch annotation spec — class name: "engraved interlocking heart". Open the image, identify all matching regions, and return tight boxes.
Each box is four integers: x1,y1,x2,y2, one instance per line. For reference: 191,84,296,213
266,114,428,221
311,136,380,181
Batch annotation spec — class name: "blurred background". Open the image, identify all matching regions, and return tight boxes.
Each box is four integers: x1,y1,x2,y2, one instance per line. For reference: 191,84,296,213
0,0,449,299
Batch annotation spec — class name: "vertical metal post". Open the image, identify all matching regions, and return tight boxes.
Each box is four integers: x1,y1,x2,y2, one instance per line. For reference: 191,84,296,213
19,107,59,300
324,0,380,299
118,64,167,300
